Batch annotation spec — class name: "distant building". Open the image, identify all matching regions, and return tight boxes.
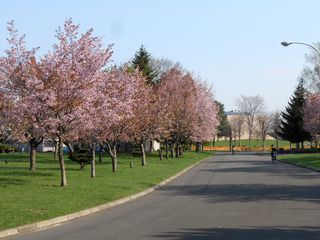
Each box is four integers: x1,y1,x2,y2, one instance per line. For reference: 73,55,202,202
223,110,274,141
17,140,55,153
37,140,55,152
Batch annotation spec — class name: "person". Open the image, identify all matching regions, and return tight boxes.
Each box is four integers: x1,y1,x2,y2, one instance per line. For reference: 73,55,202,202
270,144,277,164
232,145,235,155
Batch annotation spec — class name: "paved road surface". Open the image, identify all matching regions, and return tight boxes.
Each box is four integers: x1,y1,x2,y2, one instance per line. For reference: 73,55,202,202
8,153,320,239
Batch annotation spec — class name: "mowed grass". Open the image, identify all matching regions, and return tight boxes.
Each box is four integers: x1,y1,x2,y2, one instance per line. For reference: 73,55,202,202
278,153,320,170
207,139,291,148
0,151,212,230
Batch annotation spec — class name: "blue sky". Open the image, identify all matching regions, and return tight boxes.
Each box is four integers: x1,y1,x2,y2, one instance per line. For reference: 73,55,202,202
1,0,320,111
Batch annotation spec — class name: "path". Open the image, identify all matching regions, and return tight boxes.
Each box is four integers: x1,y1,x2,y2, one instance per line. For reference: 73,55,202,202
8,153,320,239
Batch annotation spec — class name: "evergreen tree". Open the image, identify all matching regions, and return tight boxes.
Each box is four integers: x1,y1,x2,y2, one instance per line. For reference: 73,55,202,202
132,45,157,84
279,79,311,147
215,101,231,138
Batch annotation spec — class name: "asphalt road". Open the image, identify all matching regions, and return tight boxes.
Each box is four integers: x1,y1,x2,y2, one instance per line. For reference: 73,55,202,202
8,153,320,240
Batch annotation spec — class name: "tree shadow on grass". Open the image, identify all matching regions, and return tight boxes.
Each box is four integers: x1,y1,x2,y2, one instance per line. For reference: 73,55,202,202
151,227,320,240
1,171,54,177
0,177,29,186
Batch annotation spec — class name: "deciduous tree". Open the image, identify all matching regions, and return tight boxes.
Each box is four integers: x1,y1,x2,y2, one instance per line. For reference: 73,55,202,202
235,95,265,148
255,113,272,150
96,67,144,171
0,21,46,171
40,19,112,186
303,93,320,149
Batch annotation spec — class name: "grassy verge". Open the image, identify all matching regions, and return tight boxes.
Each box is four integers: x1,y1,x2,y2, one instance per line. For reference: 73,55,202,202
278,153,320,171
205,139,291,147
0,151,211,230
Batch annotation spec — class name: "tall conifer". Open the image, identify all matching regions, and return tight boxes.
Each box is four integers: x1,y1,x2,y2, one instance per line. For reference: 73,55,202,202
132,45,157,84
279,79,311,146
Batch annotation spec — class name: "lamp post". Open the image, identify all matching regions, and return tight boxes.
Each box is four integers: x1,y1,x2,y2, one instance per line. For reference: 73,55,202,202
281,41,320,57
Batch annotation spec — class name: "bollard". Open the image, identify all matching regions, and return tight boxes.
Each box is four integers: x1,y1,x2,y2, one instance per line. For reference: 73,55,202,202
130,161,134,168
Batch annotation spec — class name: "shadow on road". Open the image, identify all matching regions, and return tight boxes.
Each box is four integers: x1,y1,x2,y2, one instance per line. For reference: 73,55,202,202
151,227,320,240
159,183,320,204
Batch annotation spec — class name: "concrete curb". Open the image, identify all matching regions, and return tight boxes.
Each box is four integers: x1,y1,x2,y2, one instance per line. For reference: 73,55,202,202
279,159,320,173
0,155,212,239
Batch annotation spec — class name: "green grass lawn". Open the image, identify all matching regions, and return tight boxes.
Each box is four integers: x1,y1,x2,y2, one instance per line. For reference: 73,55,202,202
206,139,291,148
0,151,212,230
278,153,320,170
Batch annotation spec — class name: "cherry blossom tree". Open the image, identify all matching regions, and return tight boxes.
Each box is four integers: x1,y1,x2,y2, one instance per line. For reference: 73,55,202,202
84,67,142,172
127,80,154,165
304,93,320,149
0,21,47,171
191,81,219,149
158,68,219,156
1,19,221,185
153,81,174,159
39,19,112,186
159,68,196,156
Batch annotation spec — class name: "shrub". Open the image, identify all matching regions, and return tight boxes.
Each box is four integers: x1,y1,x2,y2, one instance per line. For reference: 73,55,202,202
0,144,17,153
68,144,91,169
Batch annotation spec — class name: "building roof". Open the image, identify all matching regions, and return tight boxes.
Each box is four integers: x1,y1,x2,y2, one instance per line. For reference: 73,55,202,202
224,110,245,116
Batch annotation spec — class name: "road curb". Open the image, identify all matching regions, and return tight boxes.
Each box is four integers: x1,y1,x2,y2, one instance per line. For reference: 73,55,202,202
0,155,212,239
279,159,320,173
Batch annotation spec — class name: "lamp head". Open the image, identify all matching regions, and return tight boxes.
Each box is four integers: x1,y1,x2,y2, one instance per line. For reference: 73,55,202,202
281,41,291,47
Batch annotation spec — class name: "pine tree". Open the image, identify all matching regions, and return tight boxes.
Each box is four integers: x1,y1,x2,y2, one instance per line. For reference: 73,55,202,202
215,101,231,138
132,45,157,84
279,79,311,147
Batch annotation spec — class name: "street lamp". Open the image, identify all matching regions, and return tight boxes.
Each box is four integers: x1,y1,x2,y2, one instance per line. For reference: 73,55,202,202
281,41,320,57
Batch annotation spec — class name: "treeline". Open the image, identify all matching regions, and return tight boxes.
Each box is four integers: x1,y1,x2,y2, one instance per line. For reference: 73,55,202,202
0,19,219,186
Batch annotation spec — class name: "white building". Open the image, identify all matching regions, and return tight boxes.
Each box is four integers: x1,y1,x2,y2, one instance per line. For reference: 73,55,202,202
224,110,274,141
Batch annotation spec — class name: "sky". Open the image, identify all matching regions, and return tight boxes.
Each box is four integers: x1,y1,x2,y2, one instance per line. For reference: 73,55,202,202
1,0,320,112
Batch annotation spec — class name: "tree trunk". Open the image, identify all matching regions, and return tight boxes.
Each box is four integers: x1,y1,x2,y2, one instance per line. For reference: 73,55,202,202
112,144,117,171
175,142,179,158
29,145,36,171
149,141,153,153
276,137,279,150
99,144,103,163
165,140,168,159
53,140,58,160
179,144,183,156
159,143,163,160
58,137,67,187
106,142,118,172
80,162,85,170
90,143,96,178
159,149,163,161
196,142,201,152
64,141,74,158
170,143,174,158
28,137,43,171
140,142,146,166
